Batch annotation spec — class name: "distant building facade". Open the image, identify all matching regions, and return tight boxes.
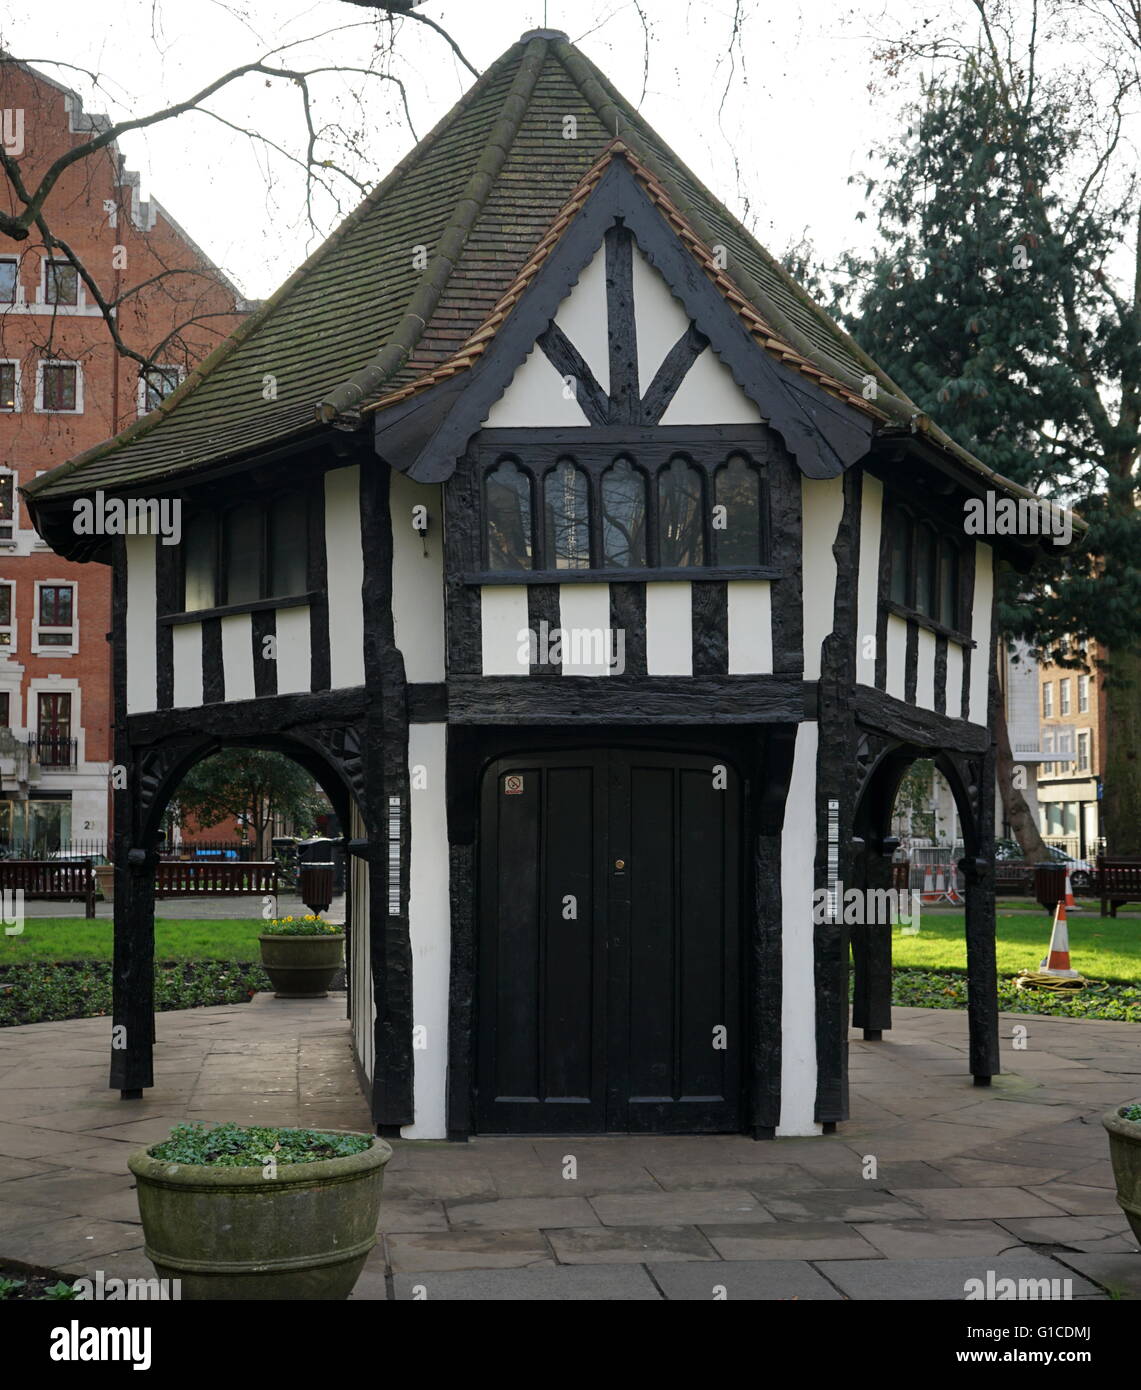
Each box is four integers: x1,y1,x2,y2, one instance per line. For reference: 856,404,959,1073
1036,643,1106,858
0,60,249,853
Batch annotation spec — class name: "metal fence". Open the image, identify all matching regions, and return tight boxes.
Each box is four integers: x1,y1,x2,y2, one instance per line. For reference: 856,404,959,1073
0,838,265,862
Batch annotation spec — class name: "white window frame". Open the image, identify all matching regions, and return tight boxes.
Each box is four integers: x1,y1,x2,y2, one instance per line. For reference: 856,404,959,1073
137,363,185,416
1078,674,1090,714
37,256,83,309
1077,730,1090,773
1060,678,1071,716
35,359,84,415
1042,682,1053,718
27,677,84,770
32,579,78,655
0,468,16,544
0,357,20,411
0,256,19,307
0,578,14,651
1041,730,1054,777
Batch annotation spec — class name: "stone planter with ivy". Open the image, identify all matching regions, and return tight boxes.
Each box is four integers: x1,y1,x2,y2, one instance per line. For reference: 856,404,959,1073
129,1122,391,1300
258,915,344,999
1103,1102,1141,1242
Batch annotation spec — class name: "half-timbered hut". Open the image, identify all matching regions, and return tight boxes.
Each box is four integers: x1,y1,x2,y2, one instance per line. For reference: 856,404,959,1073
24,31,1073,1139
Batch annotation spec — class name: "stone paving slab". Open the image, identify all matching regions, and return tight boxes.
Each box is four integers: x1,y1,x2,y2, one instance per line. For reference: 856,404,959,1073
892,1186,1062,1221
995,1213,1136,1254
589,1189,766,1227
446,1196,598,1230
699,1221,880,1262
817,1251,1105,1301
392,1264,662,1299
386,1229,553,1273
1052,1252,1141,1299
649,1259,844,1300
850,1219,1024,1259
546,1225,718,1264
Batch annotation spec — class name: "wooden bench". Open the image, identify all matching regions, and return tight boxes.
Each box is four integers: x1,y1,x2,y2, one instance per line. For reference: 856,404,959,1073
155,860,278,898
0,859,95,919
1097,856,1141,918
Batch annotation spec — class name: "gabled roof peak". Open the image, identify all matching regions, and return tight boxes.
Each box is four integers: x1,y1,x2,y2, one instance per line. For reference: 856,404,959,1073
519,28,569,41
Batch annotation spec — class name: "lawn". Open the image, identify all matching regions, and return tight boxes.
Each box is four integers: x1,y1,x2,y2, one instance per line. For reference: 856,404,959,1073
1,917,265,962
891,910,1140,984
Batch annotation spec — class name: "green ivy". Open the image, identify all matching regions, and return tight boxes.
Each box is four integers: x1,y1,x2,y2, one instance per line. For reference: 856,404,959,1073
1121,1104,1141,1124
150,1121,371,1167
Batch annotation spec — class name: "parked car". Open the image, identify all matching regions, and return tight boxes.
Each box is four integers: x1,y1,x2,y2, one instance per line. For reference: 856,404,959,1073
992,838,1094,893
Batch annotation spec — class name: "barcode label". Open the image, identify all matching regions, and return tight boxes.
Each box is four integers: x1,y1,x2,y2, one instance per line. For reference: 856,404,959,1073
387,796,401,916
826,799,839,922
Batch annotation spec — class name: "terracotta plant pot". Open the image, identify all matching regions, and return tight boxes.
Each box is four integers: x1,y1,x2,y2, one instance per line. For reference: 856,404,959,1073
129,1131,391,1300
258,932,344,998
1102,1103,1141,1243
94,864,115,902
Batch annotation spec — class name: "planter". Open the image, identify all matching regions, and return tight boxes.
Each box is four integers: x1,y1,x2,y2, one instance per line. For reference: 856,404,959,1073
94,865,114,903
258,932,343,998
1103,1103,1141,1243
129,1131,391,1300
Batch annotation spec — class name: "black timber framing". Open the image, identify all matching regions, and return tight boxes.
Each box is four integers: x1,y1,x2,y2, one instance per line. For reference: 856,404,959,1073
443,723,795,1140
392,155,874,486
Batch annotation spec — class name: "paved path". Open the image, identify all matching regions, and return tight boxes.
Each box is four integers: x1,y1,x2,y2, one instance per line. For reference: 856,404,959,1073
0,999,1138,1300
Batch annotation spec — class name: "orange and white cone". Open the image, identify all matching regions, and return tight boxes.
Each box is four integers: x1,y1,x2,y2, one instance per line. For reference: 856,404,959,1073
1064,869,1083,911
1039,901,1080,978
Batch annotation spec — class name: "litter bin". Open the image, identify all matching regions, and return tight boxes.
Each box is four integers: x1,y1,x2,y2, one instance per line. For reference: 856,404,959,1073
1034,862,1067,914
298,861,335,916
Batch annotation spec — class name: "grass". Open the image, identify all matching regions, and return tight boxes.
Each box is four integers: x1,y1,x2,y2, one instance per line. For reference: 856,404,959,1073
1,917,265,962
892,910,1140,985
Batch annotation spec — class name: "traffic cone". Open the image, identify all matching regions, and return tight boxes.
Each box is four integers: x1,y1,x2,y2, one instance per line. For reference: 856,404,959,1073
1039,901,1080,978
1064,869,1083,912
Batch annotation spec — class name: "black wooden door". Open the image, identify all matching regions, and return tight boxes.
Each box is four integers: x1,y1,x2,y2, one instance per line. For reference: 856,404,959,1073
477,748,742,1134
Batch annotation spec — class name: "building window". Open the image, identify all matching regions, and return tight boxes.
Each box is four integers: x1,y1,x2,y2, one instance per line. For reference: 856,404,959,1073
35,693,74,768
1042,730,1054,776
182,493,310,612
37,361,81,413
542,460,590,570
1077,731,1090,772
43,259,79,307
485,460,533,572
1060,679,1071,716
0,473,14,542
1078,674,1090,714
0,692,8,726
658,456,704,567
1042,682,1054,718
601,457,647,568
0,361,18,412
138,364,184,415
713,454,762,567
885,503,961,629
0,582,12,648
36,584,76,650
0,258,17,304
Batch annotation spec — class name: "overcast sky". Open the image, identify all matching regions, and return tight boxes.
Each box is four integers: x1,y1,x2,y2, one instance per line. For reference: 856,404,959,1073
0,0,995,300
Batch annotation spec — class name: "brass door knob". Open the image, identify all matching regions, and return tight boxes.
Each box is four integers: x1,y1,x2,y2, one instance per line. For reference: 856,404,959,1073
614,859,626,870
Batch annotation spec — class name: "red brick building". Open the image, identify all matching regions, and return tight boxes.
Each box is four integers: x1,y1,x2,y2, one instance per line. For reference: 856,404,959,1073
0,60,250,854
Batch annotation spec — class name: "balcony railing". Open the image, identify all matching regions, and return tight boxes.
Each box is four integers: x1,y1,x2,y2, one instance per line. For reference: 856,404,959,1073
32,732,78,768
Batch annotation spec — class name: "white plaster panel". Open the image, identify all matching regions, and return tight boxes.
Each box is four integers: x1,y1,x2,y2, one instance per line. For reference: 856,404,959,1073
274,605,311,695
325,465,366,689
220,613,254,703
856,474,882,687
552,243,610,395
658,346,764,426
558,583,613,676
726,580,773,675
484,346,590,428
390,472,445,683
916,626,937,711
945,642,964,720
125,534,157,714
801,476,845,681
403,722,449,1139
778,721,822,1137
885,614,908,701
480,586,530,676
645,582,692,676
631,244,691,390
171,622,203,709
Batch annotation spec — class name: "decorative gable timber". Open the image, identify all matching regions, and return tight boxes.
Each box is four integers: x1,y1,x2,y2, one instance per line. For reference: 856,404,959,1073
375,152,876,483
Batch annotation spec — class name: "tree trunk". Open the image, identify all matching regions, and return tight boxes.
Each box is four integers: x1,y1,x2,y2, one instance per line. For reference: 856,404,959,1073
995,694,1047,859
1101,646,1141,856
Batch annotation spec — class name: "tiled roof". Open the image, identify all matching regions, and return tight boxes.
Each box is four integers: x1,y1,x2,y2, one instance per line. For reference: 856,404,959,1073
22,29,1026,506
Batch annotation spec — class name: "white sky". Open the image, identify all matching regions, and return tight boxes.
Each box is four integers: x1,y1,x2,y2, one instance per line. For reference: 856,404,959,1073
2,0,1131,304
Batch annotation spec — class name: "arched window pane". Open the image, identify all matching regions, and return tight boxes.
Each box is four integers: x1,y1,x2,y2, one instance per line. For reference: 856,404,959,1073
914,525,936,616
224,503,262,605
939,543,958,628
543,460,590,569
889,509,910,605
714,455,760,566
485,460,532,571
601,457,646,568
658,457,704,567
183,513,216,611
